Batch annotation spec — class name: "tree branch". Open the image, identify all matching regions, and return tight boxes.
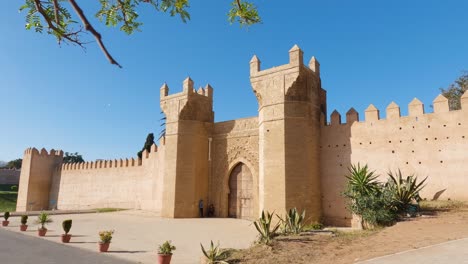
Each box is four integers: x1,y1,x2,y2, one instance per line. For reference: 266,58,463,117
33,0,84,46
68,0,122,68
53,0,60,26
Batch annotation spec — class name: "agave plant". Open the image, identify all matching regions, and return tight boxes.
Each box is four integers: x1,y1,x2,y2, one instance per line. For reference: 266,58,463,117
278,208,306,235
200,240,229,264
254,210,280,245
345,163,381,197
387,170,427,213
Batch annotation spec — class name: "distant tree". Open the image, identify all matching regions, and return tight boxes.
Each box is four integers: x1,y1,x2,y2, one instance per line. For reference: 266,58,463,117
4,159,22,169
440,72,468,110
137,133,155,159
63,152,85,163
19,0,261,67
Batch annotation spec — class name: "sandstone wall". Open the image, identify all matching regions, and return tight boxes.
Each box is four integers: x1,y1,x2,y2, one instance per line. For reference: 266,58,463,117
49,144,162,211
211,117,259,218
321,94,468,227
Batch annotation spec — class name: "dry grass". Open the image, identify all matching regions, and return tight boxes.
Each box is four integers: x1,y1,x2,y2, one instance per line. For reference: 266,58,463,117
420,199,465,212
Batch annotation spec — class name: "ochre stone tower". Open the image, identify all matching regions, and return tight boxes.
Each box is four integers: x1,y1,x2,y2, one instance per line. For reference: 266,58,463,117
16,148,63,211
250,45,325,221
159,78,214,217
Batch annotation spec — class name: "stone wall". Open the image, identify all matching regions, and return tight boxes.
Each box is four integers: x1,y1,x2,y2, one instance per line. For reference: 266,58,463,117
0,169,20,185
321,94,468,226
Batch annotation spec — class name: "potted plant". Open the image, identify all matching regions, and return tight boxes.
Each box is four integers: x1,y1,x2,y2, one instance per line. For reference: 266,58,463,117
98,230,114,252
158,240,176,264
61,219,72,243
35,212,53,236
2,212,10,226
200,240,229,264
20,215,28,231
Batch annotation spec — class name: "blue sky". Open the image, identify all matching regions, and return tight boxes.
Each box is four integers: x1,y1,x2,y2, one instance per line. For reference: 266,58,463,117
1,0,467,162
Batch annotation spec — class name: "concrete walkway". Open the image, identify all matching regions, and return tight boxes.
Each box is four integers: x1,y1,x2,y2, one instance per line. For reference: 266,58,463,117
360,238,468,264
2,210,257,264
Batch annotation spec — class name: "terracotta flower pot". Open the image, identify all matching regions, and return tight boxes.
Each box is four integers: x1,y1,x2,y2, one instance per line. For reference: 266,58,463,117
99,242,110,252
2,221,9,227
20,225,28,231
61,234,72,243
158,254,172,264
38,228,47,236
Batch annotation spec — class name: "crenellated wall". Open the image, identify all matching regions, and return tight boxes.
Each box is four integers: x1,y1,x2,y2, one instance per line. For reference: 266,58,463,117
49,143,163,211
321,92,468,226
15,46,468,228
17,143,164,212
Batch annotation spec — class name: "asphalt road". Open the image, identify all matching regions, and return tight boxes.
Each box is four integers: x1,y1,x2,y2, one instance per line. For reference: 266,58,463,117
0,228,136,264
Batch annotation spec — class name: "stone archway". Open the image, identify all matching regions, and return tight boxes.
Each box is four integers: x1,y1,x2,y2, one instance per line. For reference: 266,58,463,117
228,163,253,220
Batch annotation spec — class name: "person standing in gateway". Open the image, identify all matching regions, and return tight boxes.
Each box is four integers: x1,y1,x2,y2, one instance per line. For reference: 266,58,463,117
199,199,204,217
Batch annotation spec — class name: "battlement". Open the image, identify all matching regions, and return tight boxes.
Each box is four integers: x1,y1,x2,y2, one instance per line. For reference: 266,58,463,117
61,143,159,171
325,91,468,126
23,147,63,157
250,44,320,78
160,77,214,123
160,77,213,101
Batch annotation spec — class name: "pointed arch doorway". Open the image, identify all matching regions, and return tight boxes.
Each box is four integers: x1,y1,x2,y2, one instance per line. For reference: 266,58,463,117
228,163,253,220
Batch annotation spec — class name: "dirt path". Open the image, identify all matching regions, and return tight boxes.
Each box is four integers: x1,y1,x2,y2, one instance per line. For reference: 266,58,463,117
229,204,468,263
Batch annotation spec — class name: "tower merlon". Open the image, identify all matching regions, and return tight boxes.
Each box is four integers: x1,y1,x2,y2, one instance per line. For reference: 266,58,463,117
433,94,449,113
365,104,380,122
204,84,213,99
309,56,320,77
386,101,401,119
346,108,359,123
250,55,261,75
289,44,304,66
160,83,169,98
330,110,342,125
183,77,194,95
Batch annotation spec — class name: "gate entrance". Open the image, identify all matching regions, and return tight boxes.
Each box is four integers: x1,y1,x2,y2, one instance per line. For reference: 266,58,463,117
228,163,253,220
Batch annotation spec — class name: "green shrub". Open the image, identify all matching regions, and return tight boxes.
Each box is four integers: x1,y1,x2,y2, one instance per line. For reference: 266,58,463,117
21,215,28,225
254,210,280,245
278,208,306,235
35,212,53,229
348,187,397,226
158,240,176,255
62,219,72,235
200,240,228,264
3,211,10,221
10,185,17,192
344,164,398,227
387,170,427,213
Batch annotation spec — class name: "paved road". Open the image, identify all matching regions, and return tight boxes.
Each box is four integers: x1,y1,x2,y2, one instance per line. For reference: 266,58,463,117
0,228,135,264
360,238,468,264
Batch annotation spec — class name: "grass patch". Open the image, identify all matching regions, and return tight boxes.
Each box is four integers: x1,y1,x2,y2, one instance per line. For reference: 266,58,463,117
95,208,126,213
420,200,465,212
0,191,18,212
